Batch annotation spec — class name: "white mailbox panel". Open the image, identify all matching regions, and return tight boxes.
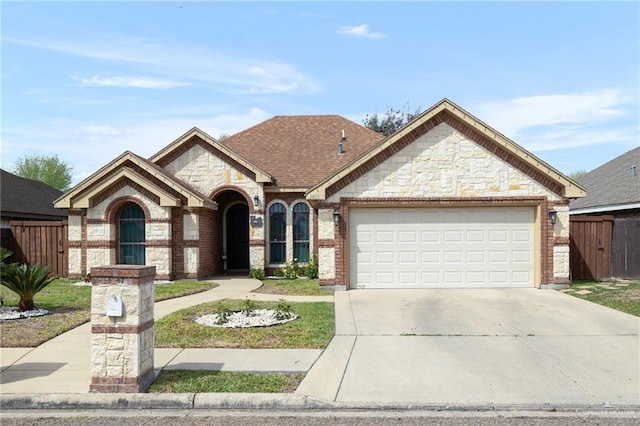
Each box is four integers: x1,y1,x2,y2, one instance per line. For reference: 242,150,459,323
106,295,123,317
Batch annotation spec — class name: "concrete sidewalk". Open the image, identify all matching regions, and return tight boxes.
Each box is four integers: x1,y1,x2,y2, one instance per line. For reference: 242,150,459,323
0,277,332,394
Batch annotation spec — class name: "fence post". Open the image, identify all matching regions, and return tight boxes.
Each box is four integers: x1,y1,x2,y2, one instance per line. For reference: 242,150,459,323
89,265,155,393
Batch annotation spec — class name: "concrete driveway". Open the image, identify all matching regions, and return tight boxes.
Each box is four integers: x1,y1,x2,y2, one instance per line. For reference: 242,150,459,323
297,289,640,407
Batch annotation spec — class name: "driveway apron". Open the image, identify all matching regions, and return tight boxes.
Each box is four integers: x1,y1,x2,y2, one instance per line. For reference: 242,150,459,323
297,289,639,407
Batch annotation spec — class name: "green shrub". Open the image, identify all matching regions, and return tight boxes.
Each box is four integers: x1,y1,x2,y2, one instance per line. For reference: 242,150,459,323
304,255,319,279
279,259,299,279
1,263,54,311
250,268,265,280
215,302,232,325
274,299,294,320
241,298,257,317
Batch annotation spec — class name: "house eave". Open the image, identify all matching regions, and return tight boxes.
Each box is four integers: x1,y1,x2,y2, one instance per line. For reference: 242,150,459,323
569,202,640,215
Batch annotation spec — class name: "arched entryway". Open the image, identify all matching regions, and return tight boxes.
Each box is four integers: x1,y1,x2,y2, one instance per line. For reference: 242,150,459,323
210,188,253,273
226,203,249,269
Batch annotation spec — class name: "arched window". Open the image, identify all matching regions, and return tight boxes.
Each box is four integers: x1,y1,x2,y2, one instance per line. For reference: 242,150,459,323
118,203,145,265
269,203,286,264
293,203,310,262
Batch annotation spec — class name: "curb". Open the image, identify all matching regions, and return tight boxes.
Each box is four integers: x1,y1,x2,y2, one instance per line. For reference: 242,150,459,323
2,393,639,412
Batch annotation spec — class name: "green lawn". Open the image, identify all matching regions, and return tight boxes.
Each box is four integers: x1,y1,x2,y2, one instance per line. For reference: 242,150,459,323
0,278,218,347
252,278,331,296
567,280,640,317
155,299,334,349
148,370,304,393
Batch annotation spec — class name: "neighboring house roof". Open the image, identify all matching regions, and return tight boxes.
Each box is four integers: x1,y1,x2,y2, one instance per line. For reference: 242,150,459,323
221,115,384,188
307,99,587,200
54,151,217,210
569,146,640,214
0,169,68,221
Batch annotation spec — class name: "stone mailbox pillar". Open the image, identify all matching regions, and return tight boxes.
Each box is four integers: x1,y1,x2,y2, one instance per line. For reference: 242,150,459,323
90,265,155,393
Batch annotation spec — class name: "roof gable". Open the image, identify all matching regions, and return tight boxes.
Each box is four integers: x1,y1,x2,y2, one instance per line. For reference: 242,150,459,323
221,115,384,188
570,146,640,212
54,151,215,209
150,127,273,183
307,99,586,200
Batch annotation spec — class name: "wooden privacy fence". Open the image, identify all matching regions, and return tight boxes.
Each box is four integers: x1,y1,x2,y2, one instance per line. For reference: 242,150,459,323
569,215,612,280
611,217,640,279
9,220,68,277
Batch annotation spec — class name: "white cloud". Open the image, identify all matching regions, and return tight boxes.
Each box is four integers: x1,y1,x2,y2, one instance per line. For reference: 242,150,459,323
474,90,628,137
337,24,385,39
473,90,637,151
8,36,322,95
0,107,272,185
77,75,189,89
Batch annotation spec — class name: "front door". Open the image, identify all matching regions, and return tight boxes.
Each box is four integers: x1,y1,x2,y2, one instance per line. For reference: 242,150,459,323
227,203,249,269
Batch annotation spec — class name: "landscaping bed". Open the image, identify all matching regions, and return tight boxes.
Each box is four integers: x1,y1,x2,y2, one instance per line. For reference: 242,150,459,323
155,299,334,349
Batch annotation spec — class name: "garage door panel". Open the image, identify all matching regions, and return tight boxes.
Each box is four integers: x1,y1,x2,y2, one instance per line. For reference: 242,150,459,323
398,251,417,264
399,272,418,284
466,271,486,284
421,230,440,243
489,230,508,242
376,252,395,263
466,230,486,242
376,231,395,243
422,251,440,263
444,271,463,284
489,251,508,263
444,251,463,264
467,251,485,263
399,231,418,243
512,251,532,263
350,207,535,289
357,230,372,243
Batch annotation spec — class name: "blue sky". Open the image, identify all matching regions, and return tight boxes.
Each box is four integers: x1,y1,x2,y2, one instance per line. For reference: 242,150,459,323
2,1,639,185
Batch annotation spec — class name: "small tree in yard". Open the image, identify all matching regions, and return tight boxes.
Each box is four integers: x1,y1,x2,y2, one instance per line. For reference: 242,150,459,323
1,263,54,311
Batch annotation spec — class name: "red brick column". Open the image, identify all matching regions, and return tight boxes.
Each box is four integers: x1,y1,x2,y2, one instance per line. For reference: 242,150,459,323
90,265,156,393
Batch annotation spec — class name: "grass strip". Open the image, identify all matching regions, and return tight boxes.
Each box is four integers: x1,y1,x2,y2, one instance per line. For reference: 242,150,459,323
568,280,640,317
0,279,218,347
155,299,334,349
148,370,305,393
252,279,330,296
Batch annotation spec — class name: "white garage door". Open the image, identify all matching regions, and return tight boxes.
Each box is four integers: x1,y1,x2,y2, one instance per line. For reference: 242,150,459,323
349,207,535,289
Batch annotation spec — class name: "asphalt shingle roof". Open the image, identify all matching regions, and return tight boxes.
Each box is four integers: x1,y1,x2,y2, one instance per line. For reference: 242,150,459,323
221,115,384,188
0,169,68,220
570,146,640,211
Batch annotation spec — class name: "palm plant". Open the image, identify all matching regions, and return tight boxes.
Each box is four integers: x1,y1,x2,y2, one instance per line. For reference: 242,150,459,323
1,263,54,311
